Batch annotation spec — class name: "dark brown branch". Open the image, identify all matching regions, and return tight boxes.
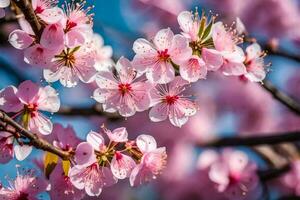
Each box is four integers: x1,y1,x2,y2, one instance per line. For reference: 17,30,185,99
259,164,291,181
12,0,42,37
0,110,71,160
58,104,121,120
263,44,300,63
200,131,300,147
261,80,300,116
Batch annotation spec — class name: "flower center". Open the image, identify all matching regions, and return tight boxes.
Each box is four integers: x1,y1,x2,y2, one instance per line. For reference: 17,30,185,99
17,192,29,200
115,151,123,161
118,83,132,96
65,20,77,32
229,173,240,186
55,48,79,68
35,6,44,14
25,103,38,118
164,95,179,105
157,49,170,62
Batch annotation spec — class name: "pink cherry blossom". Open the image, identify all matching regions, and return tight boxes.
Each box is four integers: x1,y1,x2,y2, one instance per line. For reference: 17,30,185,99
69,134,117,197
40,23,65,51
149,76,198,127
0,132,13,164
61,1,93,48
130,134,167,186
111,151,136,179
8,30,34,50
32,0,64,24
91,33,114,71
211,22,247,76
132,28,192,84
0,80,60,135
243,43,266,82
0,168,47,200
43,42,97,87
179,55,207,82
103,127,129,143
24,44,57,68
177,10,200,42
93,57,152,117
198,149,260,199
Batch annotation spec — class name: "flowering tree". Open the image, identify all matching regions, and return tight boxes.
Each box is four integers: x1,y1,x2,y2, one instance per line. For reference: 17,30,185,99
0,0,300,199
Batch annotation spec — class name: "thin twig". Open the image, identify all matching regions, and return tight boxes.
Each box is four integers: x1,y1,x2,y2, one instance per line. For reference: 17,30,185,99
0,110,71,160
200,131,300,147
259,164,291,181
58,104,121,120
261,80,300,116
12,0,42,37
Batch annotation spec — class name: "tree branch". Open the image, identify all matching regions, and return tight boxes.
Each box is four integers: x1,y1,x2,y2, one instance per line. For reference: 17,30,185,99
261,80,300,116
58,104,121,120
259,164,291,181
0,110,71,160
12,0,42,37
200,131,300,147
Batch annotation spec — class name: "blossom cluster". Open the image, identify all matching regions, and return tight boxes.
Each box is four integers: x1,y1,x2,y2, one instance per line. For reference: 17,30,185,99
9,0,113,87
0,126,166,199
7,2,268,128
0,1,272,199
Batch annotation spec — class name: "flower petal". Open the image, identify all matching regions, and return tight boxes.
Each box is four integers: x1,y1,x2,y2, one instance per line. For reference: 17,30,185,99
0,86,23,113
74,142,96,166
8,29,34,49
111,152,136,179
136,134,157,153
14,144,32,161
106,127,128,143
16,80,39,104
36,85,60,112
149,103,169,122
86,131,105,151
40,23,64,51
154,28,174,50
202,48,223,71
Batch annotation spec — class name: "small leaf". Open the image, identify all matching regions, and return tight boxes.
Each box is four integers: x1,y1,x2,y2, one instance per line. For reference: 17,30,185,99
44,152,59,179
62,160,71,176
21,112,30,129
198,16,206,38
201,19,214,42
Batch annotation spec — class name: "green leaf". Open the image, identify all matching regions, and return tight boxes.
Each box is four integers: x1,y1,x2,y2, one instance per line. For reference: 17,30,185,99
201,19,214,42
62,160,71,176
44,152,59,179
198,16,206,38
21,112,30,129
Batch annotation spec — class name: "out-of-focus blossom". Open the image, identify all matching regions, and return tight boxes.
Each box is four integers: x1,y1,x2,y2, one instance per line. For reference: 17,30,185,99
132,28,192,84
198,149,261,200
205,0,300,40
50,123,81,151
93,57,152,117
0,168,47,200
149,76,198,127
0,0,9,18
49,161,86,200
0,132,13,164
278,160,300,196
130,134,167,186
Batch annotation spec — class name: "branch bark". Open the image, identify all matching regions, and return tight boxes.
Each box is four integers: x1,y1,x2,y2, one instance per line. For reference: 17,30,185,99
12,0,42,37
200,131,300,147
261,80,300,116
0,110,71,160
58,104,121,120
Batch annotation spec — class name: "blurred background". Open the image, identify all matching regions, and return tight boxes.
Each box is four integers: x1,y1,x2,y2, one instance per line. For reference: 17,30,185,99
1,0,300,199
